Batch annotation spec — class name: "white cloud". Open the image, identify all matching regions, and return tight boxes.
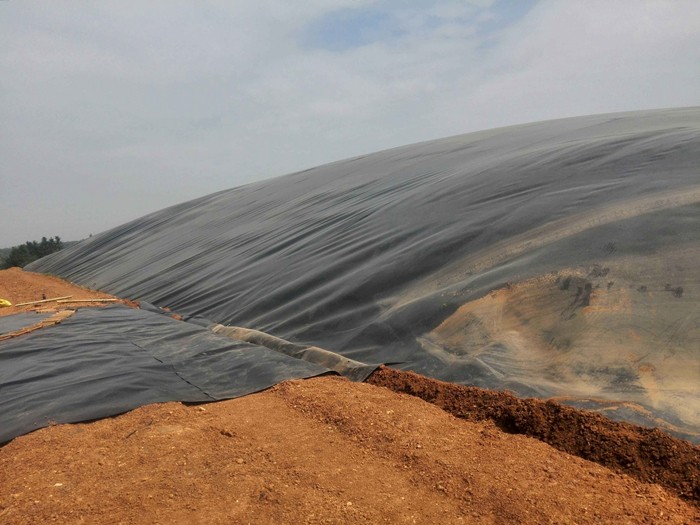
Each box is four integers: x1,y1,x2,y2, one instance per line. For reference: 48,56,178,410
1,0,699,246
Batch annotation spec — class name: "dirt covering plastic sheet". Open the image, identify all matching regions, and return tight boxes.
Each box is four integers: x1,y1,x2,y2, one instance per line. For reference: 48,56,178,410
29,108,700,442
0,305,331,443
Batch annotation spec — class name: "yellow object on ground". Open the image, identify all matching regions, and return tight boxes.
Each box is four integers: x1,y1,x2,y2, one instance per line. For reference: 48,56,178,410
0,299,12,307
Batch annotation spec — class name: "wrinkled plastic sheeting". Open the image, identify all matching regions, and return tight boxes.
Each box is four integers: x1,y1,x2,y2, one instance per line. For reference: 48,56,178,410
0,312,52,334
29,108,700,441
0,305,331,443
212,325,377,382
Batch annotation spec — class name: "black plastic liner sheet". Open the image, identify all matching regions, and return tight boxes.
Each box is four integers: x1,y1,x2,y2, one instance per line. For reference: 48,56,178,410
0,305,330,443
29,108,700,441
0,312,52,334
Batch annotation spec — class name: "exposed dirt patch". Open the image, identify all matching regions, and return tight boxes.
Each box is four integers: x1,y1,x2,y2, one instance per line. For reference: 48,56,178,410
418,264,700,441
367,366,700,508
2,376,698,524
0,268,138,338
0,267,137,318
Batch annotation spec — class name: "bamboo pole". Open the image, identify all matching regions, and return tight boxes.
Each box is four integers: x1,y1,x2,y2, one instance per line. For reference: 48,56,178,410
56,298,119,304
14,296,72,307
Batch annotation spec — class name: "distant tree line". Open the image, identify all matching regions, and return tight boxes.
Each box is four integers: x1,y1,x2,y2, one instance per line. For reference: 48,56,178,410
0,236,64,269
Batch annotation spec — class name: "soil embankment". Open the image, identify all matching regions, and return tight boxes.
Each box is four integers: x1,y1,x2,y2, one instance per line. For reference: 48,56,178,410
367,366,700,508
1,377,698,524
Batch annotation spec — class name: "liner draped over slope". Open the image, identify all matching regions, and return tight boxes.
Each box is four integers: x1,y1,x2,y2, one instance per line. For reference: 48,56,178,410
0,305,331,443
29,108,700,441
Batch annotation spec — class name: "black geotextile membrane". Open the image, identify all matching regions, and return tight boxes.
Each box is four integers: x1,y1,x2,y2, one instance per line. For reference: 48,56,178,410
27,108,700,442
0,305,330,443
0,312,52,334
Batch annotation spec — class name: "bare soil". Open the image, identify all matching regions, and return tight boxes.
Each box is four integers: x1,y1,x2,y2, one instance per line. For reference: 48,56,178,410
1,377,698,524
367,367,700,508
0,267,136,319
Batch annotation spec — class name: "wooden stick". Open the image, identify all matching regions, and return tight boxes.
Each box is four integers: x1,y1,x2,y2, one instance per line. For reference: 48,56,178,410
14,296,73,307
56,298,119,304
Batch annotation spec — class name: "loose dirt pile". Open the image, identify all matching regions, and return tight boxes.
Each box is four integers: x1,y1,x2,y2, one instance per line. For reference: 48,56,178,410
1,377,698,524
367,367,700,508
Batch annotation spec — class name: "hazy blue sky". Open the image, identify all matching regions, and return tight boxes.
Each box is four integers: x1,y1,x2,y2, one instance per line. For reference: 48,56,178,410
2,0,699,246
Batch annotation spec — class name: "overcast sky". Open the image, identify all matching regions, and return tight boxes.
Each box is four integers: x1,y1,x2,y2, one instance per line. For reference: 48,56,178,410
1,0,699,246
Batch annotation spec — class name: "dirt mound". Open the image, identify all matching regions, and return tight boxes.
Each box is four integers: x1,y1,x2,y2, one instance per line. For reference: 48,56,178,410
2,376,698,524
367,366,700,507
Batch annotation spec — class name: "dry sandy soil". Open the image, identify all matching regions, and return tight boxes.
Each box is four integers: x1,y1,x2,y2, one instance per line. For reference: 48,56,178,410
1,268,699,524
2,377,699,525
0,267,128,315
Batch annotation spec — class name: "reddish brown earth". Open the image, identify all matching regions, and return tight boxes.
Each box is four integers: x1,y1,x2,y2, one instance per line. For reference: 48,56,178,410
367,367,700,508
0,267,136,319
1,268,700,523
1,377,699,524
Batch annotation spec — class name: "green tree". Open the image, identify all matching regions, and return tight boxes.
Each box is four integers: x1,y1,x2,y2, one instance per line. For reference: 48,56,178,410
0,236,64,269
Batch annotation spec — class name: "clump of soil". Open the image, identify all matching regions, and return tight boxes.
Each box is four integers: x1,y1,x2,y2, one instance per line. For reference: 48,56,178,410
367,366,700,507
